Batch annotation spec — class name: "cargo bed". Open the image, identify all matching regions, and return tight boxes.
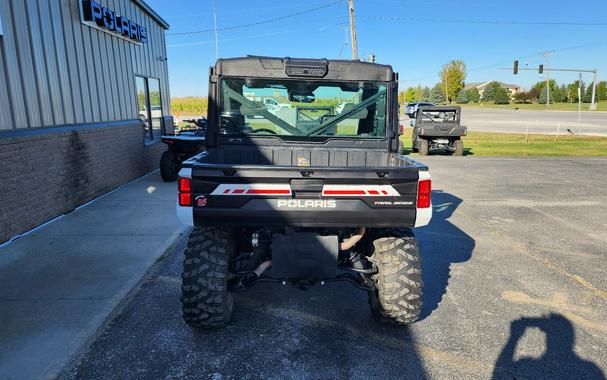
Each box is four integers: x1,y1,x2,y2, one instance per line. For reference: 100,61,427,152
179,147,430,228
186,146,425,170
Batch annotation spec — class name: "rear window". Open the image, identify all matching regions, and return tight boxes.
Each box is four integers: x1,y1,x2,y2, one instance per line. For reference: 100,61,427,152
219,77,388,140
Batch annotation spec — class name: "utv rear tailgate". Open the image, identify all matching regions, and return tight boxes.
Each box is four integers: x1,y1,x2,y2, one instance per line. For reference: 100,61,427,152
177,161,431,228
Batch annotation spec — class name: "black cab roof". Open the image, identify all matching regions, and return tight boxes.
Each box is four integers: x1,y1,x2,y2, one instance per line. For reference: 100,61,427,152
213,56,396,82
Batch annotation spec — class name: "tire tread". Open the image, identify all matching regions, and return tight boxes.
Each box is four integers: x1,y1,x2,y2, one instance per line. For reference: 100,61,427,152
181,227,234,328
369,228,423,324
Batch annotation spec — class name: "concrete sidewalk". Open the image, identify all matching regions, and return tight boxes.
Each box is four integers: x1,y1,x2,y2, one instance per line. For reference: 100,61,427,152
0,171,188,380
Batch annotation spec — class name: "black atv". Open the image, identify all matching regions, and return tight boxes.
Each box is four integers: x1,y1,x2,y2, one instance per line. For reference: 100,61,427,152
159,118,207,181
411,106,467,156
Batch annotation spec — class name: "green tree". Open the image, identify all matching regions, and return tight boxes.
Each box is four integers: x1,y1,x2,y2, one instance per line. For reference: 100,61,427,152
551,85,564,103
582,82,594,103
439,60,467,103
597,81,607,101
430,83,445,104
422,86,431,101
412,86,423,102
539,86,552,104
559,84,569,103
533,80,557,103
466,87,480,103
455,88,468,104
405,87,416,102
514,91,531,104
527,88,540,103
567,81,585,103
494,87,510,104
398,90,406,105
482,81,502,102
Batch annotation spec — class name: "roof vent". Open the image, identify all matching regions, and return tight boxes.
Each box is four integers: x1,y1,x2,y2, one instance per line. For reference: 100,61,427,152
284,58,328,78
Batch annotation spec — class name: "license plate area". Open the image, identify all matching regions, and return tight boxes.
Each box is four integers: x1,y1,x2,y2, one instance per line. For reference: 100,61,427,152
271,232,338,278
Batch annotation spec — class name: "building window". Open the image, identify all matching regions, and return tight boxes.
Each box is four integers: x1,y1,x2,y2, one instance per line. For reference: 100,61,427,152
136,76,163,143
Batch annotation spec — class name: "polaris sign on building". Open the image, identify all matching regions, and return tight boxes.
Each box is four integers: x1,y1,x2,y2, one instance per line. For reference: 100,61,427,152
0,0,172,243
81,0,148,43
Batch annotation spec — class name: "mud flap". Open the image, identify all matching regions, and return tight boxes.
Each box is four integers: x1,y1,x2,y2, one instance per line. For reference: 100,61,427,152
271,232,338,278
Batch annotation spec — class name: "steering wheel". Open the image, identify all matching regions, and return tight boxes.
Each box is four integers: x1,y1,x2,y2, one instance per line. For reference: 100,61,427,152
249,128,277,135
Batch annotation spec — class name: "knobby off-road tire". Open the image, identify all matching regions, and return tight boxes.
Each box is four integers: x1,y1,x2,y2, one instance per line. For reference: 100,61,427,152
369,228,423,325
418,138,429,156
181,227,234,328
452,139,464,156
160,150,180,182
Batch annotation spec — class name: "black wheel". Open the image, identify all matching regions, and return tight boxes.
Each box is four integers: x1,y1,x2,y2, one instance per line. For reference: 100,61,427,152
411,135,419,152
398,141,406,155
160,150,180,182
181,227,235,328
452,139,464,156
368,228,422,325
418,138,429,156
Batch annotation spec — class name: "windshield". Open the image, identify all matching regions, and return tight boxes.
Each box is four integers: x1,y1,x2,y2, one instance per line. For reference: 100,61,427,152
418,109,457,123
219,78,387,139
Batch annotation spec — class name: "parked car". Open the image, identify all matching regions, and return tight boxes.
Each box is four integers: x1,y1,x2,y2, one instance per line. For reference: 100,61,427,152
405,101,435,118
263,98,292,114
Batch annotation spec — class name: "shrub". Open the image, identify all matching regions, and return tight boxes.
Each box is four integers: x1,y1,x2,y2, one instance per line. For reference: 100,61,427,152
494,87,510,104
467,88,480,103
455,89,468,104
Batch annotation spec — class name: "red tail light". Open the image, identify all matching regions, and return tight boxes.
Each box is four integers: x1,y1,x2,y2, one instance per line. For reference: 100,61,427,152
417,179,431,208
399,124,404,134
178,177,192,193
178,177,192,206
179,192,192,206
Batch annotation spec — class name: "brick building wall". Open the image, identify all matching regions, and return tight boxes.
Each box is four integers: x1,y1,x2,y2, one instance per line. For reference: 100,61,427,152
0,120,166,243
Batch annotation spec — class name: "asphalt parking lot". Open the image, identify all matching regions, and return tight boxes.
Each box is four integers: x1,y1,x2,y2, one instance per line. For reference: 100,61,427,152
63,157,607,380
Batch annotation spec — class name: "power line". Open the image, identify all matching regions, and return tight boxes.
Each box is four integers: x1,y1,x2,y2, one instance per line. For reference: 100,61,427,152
166,0,345,36
167,28,312,48
169,0,338,19
358,15,607,27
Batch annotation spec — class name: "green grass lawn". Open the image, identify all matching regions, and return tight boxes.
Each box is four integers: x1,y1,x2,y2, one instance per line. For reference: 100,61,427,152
401,131,607,156
458,101,607,112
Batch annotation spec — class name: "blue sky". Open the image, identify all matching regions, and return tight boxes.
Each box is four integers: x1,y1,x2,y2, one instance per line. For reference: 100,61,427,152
146,0,607,97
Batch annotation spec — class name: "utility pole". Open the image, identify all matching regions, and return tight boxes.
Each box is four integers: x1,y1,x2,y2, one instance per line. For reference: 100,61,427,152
348,0,358,60
540,50,555,107
578,73,582,134
211,0,219,59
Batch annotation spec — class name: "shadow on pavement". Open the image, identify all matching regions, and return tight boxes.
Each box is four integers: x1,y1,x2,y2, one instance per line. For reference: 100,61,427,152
66,191,477,379
65,238,435,379
416,190,475,320
398,147,474,156
492,313,606,380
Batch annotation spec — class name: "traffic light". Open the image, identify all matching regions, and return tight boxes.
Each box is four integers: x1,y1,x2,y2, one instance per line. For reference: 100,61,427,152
539,64,544,74
513,60,519,75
